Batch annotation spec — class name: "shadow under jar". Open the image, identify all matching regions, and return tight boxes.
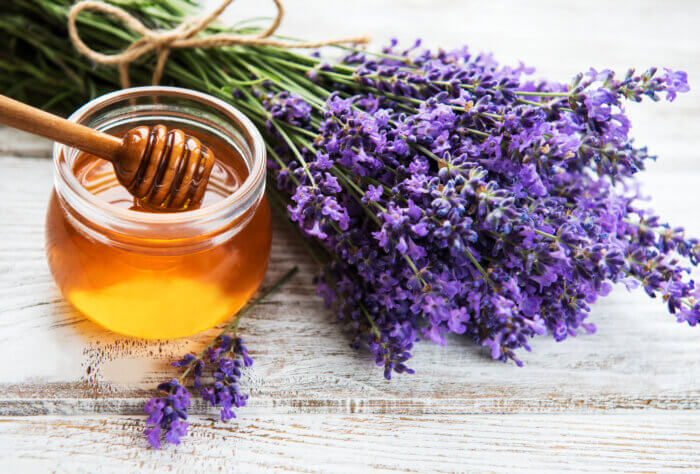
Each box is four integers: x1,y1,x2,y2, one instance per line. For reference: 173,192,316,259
46,87,271,339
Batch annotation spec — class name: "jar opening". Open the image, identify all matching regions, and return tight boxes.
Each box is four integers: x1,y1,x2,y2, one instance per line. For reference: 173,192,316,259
52,87,266,251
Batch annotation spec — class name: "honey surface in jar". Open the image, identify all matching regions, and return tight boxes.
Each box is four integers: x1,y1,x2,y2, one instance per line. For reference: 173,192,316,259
45,128,272,339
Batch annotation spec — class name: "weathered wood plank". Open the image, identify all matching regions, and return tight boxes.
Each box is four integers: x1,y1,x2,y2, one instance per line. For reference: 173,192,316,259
0,155,698,415
0,412,698,472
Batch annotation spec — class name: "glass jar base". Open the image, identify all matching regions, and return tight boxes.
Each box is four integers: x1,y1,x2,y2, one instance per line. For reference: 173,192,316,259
66,278,259,339
46,191,271,339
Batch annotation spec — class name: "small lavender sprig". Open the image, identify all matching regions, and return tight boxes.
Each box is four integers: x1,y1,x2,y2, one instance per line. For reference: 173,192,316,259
143,379,190,449
144,267,298,449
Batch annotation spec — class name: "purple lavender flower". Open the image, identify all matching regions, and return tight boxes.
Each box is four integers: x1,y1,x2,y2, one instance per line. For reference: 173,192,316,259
264,91,313,126
145,337,254,446
144,379,191,449
260,40,694,379
139,268,296,449
661,69,690,101
200,336,251,421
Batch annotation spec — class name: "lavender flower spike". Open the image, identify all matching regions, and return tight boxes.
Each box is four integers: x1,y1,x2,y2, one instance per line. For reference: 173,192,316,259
143,268,298,449
200,335,251,421
144,379,191,449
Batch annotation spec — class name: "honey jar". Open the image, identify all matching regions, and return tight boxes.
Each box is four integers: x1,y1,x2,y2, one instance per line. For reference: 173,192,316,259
46,87,271,339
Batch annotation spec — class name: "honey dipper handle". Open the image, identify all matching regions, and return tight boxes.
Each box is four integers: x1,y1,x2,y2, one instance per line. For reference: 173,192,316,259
0,94,123,160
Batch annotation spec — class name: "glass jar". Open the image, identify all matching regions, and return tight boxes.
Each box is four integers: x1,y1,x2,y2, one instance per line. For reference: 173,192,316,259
46,87,271,339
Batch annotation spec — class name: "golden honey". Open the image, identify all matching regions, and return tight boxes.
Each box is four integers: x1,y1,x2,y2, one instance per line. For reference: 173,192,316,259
45,88,271,339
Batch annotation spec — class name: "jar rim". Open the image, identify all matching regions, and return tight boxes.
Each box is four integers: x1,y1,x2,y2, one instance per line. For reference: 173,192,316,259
53,86,265,224
53,86,266,229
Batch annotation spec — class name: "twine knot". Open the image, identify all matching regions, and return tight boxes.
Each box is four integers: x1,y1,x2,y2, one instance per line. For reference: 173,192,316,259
68,0,371,88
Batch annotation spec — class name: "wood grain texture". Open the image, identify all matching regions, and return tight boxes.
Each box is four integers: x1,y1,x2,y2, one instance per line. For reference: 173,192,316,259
1,153,698,416
1,412,698,472
1,144,698,416
1,0,699,471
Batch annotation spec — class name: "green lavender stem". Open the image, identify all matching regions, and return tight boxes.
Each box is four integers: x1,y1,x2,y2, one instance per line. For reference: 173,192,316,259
179,266,298,380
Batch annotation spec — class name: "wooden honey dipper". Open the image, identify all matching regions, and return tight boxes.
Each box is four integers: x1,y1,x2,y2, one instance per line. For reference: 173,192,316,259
0,94,215,210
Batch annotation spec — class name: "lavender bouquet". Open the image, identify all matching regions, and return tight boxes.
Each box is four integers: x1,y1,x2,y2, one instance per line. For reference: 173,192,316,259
2,0,697,448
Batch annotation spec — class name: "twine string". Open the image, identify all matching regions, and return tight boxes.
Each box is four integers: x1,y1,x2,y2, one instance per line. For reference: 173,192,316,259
67,0,371,87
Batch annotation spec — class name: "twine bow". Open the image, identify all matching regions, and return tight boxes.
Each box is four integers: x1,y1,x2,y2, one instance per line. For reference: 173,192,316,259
68,0,371,88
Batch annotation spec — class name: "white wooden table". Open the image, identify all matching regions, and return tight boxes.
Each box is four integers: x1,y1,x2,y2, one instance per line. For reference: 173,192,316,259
1,0,699,471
